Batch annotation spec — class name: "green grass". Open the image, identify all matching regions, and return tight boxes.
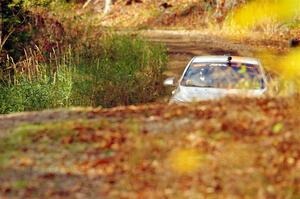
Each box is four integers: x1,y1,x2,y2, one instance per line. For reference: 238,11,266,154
72,34,168,107
0,33,168,114
0,62,73,114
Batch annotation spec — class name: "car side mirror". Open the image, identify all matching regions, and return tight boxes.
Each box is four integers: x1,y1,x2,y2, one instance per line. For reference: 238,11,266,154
163,77,176,86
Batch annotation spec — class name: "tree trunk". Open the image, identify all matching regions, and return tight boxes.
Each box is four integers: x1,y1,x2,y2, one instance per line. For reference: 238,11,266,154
104,0,112,14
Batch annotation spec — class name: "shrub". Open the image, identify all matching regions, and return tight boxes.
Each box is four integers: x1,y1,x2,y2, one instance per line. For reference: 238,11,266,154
0,34,167,113
0,86,24,113
71,34,168,107
1,0,32,61
0,58,73,114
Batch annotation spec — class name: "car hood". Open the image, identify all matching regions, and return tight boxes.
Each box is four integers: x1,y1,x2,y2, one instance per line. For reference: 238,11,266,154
172,86,266,102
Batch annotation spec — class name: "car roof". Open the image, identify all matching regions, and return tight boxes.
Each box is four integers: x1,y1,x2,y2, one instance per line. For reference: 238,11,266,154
192,56,260,65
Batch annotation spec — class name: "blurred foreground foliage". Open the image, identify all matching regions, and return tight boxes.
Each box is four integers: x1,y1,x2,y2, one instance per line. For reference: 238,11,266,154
1,96,300,198
227,0,300,32
225,0,300,95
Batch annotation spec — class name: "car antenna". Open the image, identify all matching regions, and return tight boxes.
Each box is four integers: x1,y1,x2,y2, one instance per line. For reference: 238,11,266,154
227,55,232,66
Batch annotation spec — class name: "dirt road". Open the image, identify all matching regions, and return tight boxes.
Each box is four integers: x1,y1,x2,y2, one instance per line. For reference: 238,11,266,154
138,30,288,77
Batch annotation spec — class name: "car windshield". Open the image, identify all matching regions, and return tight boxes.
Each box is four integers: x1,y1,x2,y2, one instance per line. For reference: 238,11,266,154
181,62,265,89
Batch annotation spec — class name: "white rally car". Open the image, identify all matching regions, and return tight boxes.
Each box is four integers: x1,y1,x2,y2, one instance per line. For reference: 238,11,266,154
164,56,268,103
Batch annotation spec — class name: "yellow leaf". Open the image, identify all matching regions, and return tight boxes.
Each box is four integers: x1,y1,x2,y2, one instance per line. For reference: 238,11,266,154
168,148,203,174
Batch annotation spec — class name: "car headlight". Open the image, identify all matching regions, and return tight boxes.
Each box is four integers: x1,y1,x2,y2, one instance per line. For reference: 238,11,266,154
169,98,184,104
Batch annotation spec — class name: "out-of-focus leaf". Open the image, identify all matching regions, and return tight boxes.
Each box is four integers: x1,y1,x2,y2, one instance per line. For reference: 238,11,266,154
272,122,284,134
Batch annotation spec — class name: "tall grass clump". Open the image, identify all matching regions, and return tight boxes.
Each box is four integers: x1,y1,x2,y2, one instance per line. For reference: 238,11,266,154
72,34,168,107
0,49,73,114
0,34,168,113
